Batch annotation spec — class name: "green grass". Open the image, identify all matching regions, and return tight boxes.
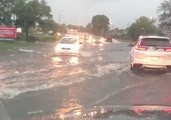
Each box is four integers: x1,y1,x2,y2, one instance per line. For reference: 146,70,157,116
38,35,62,42
0,41,34,51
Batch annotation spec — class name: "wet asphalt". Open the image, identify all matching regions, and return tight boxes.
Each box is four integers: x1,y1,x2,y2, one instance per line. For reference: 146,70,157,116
1,40,171,120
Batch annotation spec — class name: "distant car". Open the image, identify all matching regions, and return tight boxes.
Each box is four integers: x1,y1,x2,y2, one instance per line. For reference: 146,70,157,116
92,36,104,44
106,36,113,42
130,35,171,71
55,36,82,55
91,36,105,47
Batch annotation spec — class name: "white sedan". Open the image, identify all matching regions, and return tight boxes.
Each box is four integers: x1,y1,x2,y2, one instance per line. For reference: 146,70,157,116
130,35,171,71
55,36,82,55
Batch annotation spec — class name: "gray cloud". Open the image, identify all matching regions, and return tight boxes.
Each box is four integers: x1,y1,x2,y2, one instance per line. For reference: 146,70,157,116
47,0,163,28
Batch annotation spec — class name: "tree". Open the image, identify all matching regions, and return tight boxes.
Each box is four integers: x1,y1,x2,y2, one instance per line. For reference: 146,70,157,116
91,15,109,36
39,19,58,33
13,0,53,39
0,0,15,25
158,0,171,34
128,16,158,39
85,23,92,33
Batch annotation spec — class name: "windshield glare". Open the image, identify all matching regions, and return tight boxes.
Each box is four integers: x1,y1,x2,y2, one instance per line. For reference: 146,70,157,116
60,38,78,44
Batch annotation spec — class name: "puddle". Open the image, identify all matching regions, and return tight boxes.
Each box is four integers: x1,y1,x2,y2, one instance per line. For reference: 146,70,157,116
19,49,35,53
94,63,124,77
0,77,86,99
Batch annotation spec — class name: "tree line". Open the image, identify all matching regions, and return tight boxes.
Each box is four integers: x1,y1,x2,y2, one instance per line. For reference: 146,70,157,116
128,0,171,39
1,0,171,40
0,0,58,39
88,0,171,40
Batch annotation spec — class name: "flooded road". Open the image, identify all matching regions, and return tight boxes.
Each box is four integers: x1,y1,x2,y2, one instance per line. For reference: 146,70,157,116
1,40,171,120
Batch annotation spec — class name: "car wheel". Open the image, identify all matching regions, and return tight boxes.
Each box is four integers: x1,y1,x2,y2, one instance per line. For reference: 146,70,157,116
130,66,136,72
159,68,167,73
130,64,140,73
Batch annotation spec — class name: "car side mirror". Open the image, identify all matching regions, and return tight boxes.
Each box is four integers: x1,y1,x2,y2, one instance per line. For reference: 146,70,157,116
129,43,134,47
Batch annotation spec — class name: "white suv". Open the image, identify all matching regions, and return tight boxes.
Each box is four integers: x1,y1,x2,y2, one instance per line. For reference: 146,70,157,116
130,35,171,71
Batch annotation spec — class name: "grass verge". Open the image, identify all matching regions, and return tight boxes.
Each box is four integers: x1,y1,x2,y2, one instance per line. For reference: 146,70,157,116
0,41,34,51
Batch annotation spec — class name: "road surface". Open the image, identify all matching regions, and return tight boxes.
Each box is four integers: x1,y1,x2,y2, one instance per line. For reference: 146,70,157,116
0,40,171,120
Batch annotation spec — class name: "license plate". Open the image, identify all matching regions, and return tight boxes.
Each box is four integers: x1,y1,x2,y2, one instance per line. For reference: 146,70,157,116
62,48,70,50
150,57,159,61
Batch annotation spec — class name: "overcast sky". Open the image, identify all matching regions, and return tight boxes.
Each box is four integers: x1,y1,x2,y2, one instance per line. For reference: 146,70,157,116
47,0,163,28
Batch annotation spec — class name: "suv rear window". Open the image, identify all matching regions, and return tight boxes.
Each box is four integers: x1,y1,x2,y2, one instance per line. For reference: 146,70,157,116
140,38,171,47
60,38,78,44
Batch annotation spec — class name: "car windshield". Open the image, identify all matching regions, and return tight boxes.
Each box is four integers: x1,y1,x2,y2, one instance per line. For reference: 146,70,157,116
140,38,171,47
2,0,171,120
60,38,78,44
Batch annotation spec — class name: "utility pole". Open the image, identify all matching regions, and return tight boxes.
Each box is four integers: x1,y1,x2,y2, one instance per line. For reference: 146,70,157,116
59,10,63,34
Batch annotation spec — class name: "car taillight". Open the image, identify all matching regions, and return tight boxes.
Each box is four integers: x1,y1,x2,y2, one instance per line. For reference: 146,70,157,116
164,48,171,52
163,109,171,113
135,108,145,113
135,46,148,51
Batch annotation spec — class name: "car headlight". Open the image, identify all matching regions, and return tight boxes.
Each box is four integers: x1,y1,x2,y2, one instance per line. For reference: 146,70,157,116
100,38,104,42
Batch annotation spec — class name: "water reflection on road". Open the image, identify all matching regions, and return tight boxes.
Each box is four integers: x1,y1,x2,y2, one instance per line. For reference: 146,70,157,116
52,55,79,65
0,53,85,99
0,41,129,100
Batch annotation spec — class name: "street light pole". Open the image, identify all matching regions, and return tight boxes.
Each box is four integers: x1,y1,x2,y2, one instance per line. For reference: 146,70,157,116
59,10,64,25
59,10,64,34
59,12,61,25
